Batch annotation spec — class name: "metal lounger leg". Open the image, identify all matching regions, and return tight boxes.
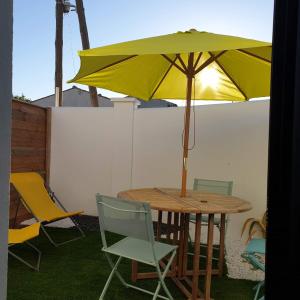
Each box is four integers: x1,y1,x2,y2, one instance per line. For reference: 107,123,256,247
41,218,85,247
8,241,42,271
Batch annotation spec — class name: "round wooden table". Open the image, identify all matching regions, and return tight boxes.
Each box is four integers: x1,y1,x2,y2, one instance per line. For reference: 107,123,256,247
118,188,252,300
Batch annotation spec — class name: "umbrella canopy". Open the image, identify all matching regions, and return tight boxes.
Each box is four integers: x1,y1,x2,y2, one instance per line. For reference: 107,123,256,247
70,29,271,101
69,29,272,196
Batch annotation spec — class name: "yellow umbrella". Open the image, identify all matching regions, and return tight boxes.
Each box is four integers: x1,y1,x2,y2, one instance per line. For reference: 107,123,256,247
69,29,271,196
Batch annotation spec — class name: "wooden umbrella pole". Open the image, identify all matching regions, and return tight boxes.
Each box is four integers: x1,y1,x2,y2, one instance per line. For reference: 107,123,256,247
180,53,194,197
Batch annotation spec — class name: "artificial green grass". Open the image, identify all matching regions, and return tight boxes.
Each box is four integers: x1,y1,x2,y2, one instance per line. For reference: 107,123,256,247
8,228,256,300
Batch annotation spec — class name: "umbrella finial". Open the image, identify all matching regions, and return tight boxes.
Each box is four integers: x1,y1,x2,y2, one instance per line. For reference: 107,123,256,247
177,29,198,34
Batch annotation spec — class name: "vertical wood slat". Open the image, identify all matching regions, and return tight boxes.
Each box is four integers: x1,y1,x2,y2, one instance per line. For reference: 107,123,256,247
218,213,226,277
192,213,201,300
205,214,215,300
9,100,50,226
45,108,52,185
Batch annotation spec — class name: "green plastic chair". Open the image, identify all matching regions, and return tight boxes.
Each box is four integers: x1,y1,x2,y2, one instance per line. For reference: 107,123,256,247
96,194,177,300
242,238,265,300
190,179,233,264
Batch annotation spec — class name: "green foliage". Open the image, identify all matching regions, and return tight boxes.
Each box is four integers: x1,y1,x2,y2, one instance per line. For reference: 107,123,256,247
13,94,31,103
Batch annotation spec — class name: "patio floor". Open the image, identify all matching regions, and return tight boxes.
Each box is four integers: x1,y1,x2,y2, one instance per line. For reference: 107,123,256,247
8,227,257,300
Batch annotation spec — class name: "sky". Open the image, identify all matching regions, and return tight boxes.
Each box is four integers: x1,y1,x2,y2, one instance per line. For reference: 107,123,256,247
13,0,274,102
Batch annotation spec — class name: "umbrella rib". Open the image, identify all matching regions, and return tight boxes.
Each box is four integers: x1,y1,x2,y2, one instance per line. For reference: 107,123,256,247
80,55,138,79
161,54,187,74
236,49,271,63
193,52,203,69
194,50,227,74
149,57,178,100
176,54,188,72
209,51,248,100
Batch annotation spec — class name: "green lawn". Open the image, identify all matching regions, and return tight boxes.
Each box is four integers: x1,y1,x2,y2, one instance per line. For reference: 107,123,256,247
8,228,256,300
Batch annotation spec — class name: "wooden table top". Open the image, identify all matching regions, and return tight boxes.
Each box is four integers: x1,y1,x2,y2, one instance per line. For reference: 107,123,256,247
118,188,252,214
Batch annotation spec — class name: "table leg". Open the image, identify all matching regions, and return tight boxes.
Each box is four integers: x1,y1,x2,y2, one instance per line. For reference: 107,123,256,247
182,213,190,276
172,212,179,274
205,214,214,300
218,214,226,277
174,212,179,241
131,260,138,282
178,213,185,277
157,210,163,241
192,213,202,300
167,211,172,242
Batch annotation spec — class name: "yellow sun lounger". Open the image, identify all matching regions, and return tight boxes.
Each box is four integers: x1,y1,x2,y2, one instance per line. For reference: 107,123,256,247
10,172,85,247
8,222,41,271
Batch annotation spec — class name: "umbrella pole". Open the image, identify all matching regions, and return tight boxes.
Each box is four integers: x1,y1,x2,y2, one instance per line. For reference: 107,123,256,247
180,53,194,197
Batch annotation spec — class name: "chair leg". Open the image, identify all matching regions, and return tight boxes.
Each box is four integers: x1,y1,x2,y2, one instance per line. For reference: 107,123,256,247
99,256,123,300
104,253,128,288
12,197,22,228
254,281,264,300
101,250,176,300
153,250,177,300
131,260,138,282
8,241,42,271
41,218,85,247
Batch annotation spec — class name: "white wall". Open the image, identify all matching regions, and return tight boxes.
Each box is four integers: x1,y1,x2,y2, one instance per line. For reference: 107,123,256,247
50,100,269,243
133,101,269,242
50,108,114,215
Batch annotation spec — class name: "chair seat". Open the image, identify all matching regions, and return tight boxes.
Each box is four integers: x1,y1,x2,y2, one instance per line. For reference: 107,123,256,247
103,237,177,266
8,223,40,244
44,210,84,223
246,238,266,254
246,253,265,272
189,214,221,225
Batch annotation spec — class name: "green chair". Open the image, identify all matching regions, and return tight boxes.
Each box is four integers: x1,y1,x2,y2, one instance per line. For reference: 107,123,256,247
190,178,233,275
96,194,177,300
242,238,265,300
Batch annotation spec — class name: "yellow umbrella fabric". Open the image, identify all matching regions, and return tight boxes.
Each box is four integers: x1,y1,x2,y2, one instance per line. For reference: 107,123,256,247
69,29,271,196
69,29,271,101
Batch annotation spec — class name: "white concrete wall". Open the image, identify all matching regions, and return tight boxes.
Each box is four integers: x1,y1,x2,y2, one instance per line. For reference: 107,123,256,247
133,101,269,242
50,107,114,215
50,100,269,243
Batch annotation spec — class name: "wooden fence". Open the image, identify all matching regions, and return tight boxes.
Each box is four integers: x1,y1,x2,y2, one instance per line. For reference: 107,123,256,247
10,100,50,226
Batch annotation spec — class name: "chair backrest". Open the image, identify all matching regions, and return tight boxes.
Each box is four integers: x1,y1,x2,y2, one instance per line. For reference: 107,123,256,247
10,172,64,221
96,194,154,248
193,178,233,196
243,238,266,272
245,238,266,255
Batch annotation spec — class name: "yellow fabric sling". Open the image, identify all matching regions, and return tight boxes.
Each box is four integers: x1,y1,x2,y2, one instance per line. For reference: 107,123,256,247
10,172,83,223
